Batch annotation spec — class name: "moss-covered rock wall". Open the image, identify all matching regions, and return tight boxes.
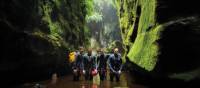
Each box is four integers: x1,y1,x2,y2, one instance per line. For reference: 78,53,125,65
116,0,159,71
116,0,200,81
0,0,91,85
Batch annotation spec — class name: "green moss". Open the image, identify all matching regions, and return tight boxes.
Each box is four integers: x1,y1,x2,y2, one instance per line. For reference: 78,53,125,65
84,0,94,16
38,0,93,49
127,25,163,70
86,12,103,23
32,30,63,48
117,0,164,71
42,2,61,37
113,0,120,11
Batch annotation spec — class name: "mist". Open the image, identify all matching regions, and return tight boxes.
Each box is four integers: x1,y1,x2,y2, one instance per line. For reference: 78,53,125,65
86,0,122,49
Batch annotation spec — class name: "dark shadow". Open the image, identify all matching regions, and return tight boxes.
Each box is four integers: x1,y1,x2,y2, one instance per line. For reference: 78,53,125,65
156,0,200,23
130,6,141,43
154,17,200,74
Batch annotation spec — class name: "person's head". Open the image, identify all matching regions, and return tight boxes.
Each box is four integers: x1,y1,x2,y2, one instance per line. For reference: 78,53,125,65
97,48,103,54
88,48,92,56
113,48,119,56
97,48,100,54
99,48,104,55
79,46,84,54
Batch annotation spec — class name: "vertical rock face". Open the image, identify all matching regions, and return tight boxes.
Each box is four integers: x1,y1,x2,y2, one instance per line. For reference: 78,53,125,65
117,0,200,81
0,0,90,85
116,0,158,71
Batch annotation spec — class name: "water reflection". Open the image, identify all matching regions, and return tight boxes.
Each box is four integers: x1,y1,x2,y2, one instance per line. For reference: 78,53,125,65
21,73,146,88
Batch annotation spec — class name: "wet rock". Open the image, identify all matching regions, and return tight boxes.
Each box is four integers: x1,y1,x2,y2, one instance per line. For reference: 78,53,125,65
116,0,200,87
0,0,90,86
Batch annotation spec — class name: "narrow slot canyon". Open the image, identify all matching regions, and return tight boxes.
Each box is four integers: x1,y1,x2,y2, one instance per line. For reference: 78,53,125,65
0,0,200,88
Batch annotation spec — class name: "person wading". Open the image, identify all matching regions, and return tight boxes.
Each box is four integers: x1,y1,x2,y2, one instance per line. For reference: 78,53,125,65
72,47,84,81
83,48,97,81
97,48,107,81
108,48,123,82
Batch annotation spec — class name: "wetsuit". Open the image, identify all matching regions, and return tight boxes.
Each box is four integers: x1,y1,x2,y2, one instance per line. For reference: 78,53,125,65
97,53,108,80
72,53,84,81
83,54,96,80
108,53,123,82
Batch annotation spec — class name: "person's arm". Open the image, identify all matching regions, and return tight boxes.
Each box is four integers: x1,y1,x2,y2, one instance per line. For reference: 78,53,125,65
81,55,85,70
72,54,79,69
93,56,97,69
118,54,123,71
97,56,100,69
108,55,115,72
119,58,123,71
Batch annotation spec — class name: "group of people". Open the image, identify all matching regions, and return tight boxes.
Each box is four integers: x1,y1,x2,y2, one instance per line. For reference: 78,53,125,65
69,47,123,82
